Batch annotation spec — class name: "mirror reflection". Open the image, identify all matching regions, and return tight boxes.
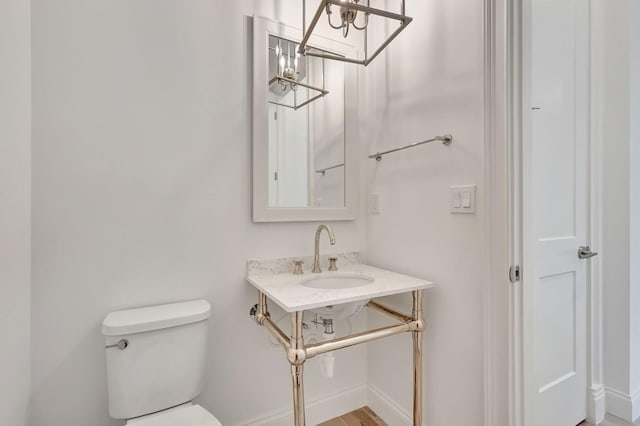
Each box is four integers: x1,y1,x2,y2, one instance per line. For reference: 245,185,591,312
267,35,345,208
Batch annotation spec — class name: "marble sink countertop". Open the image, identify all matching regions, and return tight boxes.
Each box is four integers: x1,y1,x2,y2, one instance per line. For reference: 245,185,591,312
247,253,434,313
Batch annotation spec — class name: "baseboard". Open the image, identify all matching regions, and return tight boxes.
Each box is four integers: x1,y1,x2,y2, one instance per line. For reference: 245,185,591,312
366,384,412,426
605,387,640,423
241,384,367,426
588,385,606,425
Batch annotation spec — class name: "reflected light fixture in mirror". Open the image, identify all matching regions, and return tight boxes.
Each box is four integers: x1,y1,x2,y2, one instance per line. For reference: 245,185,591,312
299,0,412,66
269,36,329,111
253,17,357,222
266,34,346,211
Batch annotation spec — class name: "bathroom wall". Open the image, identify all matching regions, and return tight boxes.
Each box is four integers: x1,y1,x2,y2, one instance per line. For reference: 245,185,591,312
601,0,631,400
600,0,640,421
0,0,31,425
30,1,367,425
360,0,487,424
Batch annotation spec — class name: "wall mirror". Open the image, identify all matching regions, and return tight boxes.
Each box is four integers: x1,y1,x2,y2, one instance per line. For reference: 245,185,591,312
253,17,357,222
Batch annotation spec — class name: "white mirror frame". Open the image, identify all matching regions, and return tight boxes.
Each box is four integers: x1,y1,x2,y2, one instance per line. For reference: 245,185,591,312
252,16,358,222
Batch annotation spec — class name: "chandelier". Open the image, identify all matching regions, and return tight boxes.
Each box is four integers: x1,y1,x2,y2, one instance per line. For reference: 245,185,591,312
298,0,412,66
268,35,329,110
274,41,300,91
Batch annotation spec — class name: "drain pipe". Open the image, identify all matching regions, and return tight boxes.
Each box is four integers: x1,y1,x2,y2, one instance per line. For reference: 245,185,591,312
318,319,335,378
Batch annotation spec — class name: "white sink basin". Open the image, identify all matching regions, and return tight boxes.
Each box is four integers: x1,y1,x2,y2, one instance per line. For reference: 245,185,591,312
302,274,374,290
301,274,374,319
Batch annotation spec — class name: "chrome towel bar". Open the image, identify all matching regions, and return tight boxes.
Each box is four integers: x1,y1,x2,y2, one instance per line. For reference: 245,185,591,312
369,134,453,161
315,162,345,175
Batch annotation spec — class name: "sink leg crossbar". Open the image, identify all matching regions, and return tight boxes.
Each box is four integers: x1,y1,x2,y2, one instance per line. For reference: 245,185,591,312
252,290,425,426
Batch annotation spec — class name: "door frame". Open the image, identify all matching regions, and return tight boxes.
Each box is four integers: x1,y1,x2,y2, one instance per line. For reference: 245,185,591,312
484,0,605,424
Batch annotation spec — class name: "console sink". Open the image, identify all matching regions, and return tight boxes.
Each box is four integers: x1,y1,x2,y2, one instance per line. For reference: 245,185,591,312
302,274,374,290
247,260,434,314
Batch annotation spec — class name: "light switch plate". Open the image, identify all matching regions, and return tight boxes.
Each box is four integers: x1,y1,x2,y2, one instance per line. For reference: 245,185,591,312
450,185,476,214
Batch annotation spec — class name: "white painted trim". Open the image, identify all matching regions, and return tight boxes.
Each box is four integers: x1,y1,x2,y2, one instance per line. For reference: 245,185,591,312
589,384,607,425
482,0,494,422
507,0,525,425
484,0,511,424
520,0,535,422
587,0,606,424
605,388,640,423
240,384,367,426
366,385,412,426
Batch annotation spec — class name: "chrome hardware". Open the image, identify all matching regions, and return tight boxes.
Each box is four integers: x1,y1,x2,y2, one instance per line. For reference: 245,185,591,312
105,339,128,350
369,134,453,162
310,316,334,334
321,318,334,334
315,163,344,176
578,246,598,259
293,260,304,275
312,224,336,273
328,257,338,271
249,303,258,320
509,265,521,283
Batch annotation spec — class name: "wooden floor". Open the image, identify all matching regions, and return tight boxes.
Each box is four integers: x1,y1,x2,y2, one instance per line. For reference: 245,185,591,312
320,409,640,426
318,406,388,426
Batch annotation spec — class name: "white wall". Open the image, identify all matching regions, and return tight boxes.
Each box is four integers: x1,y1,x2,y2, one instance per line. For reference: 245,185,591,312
30,1,366,425
0,0,31,425
361,0,486,424
600,0,640,420
602,0,631,396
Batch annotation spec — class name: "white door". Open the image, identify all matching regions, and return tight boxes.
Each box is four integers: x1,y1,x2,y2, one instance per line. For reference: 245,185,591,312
524,0,590,424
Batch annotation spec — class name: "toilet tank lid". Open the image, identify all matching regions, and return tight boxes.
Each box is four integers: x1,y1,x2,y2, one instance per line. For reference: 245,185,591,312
102,299,211,336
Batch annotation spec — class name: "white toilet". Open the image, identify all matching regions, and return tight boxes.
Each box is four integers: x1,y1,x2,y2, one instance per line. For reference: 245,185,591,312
102,299,222,426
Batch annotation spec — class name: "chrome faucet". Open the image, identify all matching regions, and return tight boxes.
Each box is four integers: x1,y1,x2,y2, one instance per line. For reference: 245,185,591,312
312,224,336,273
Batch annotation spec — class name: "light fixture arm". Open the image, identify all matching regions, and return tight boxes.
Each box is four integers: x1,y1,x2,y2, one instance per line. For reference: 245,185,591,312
325,0,369,38
325,4,344,30
351,12,369,31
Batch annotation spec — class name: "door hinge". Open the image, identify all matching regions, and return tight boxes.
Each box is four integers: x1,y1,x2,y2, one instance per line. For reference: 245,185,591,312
509,265,521,283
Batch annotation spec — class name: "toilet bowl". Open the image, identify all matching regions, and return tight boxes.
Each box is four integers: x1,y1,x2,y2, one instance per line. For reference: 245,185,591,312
102,299,221,426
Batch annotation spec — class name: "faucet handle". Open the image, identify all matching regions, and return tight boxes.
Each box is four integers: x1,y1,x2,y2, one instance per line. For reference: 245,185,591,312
328,257,338,271
293,260,304,275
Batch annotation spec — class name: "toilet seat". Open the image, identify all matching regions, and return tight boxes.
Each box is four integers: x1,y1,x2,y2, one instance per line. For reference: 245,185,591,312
126,404,221,426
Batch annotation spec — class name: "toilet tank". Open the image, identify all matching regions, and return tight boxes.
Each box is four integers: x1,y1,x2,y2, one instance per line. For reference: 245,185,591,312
102,299,211,419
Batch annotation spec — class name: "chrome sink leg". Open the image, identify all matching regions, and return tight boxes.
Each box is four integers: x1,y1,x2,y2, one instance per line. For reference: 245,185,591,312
289,311,306,426
291,364,305,426
412,290,424,426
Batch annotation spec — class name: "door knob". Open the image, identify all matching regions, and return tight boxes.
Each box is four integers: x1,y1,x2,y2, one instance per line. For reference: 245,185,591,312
578,246,598,259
